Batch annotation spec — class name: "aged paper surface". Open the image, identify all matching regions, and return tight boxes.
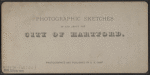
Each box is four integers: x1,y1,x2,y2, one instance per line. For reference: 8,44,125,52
2,2,148,73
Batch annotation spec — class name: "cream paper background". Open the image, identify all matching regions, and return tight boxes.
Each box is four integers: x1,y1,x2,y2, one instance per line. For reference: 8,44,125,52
2,2,148,73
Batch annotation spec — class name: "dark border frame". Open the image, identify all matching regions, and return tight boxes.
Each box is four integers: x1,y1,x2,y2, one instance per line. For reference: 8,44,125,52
0,0,149,75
